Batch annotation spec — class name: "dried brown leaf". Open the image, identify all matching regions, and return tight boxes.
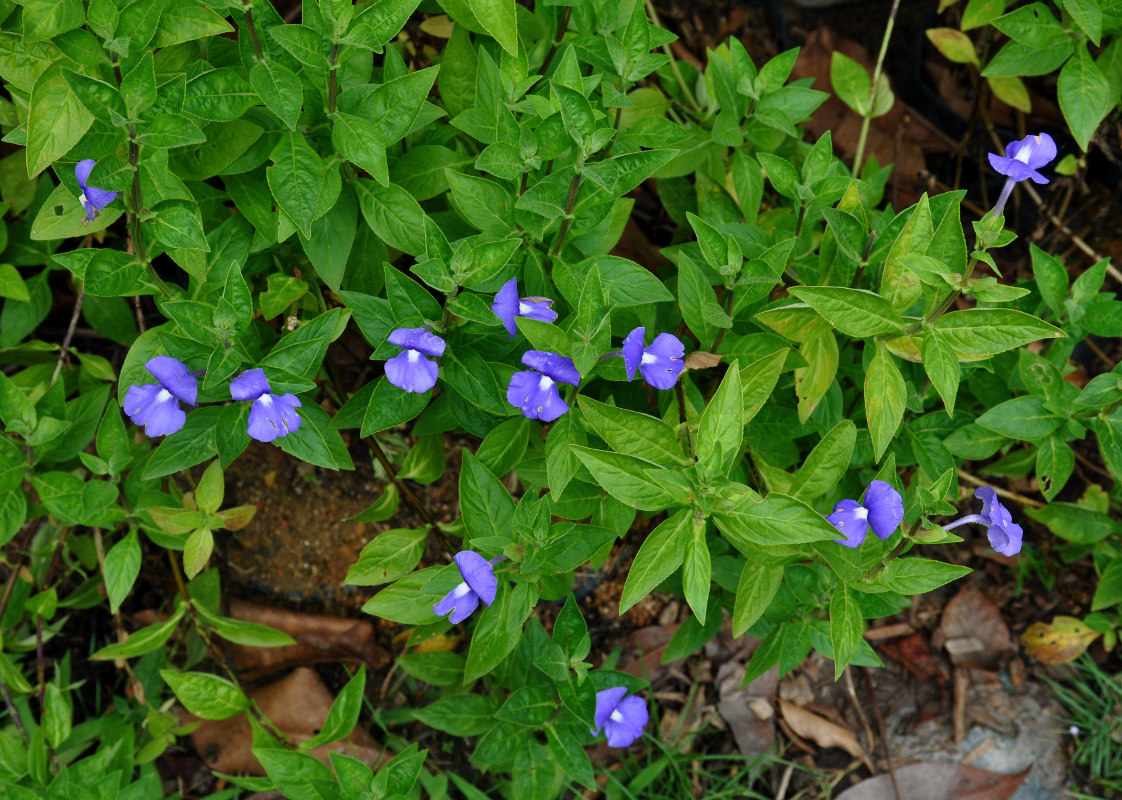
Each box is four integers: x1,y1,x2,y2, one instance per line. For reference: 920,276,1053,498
834,762,1031,800
778,699,872,770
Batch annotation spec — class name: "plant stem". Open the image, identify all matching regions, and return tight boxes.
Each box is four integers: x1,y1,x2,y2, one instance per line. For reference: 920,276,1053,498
328,43,339,115
49,285,84,388
540,5,571,75
644,0,699,111
243,8,264,61
550,172,583,257
955,469,1045,508
853,0,902,175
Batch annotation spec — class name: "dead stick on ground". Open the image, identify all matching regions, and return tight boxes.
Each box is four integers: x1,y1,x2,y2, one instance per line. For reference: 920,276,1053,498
844,666,878,765
861,667,901,800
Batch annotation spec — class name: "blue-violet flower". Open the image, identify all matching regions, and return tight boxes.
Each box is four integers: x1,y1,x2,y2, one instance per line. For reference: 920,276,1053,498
385,327,445,393
433,551,499,624
230,368,302,443
124,356,198,437
942,486,1023,557
492,278,558,338
591,687,649,748
987,133,1057,216
75,159,118,224
827,479,904,548
622,327,685,390
507,350,580,422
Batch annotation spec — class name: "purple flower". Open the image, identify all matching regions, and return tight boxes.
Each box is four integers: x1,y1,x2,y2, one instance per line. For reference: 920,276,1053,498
591,687,648,748
987,133,1057,185
491,278,558,338
506,350,580,422
827,479,904,548
942,486,1023,557
385,327,445,393
987,133,1057,217
75,159,118,224
230,368,302,443
622,327,685,390
432,551,499,624
124,356,198,437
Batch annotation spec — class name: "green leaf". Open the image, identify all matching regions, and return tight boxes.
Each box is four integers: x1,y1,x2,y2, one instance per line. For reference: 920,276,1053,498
345,528,427,586
926,28,979,65
252,748,341,800
789,287,907,338
439,22,477,117
160,670,249,720
414,693,496,736
332,112,388,186
1035,436,1074,502
962,0,1007,30
1091,559,1122,612
932,309,1063,356
1025,503,1122,544
715,492,838,550
732,562,783,637
278,403,353,470
865,342,906,461
678,252,730,349
362,566,450,624
302,667,367,749
27,64,94,178
193,603,296,648
136,113,207,148
446,170,513,234
22,0,85,42
250,60,303,131
496,685,558,726
830,51,871,116
788,420,856,501
697,363,743,478
619,508,692,613
975,396,1062,441
152,200,209,251
358,377,431,436
268,131,327,238
829,584,864,679
873,558,970,594
465,0,517,55
1058,43,1111,152
354,179,427,255
922,330,960,417
92,604,186,660
63,70,128,126
104,529,142,614
397,651,466,687
184,68,256,121
572,447,690,511
739,348,787,425
151,2,234,47
183,528,214,580
460,450,515,544
465,582,534,682
577,397,690,467
682,513,710,623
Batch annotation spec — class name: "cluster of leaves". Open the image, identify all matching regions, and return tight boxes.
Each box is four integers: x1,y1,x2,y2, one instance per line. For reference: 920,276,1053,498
0,0,1120,798
927,0,1122,153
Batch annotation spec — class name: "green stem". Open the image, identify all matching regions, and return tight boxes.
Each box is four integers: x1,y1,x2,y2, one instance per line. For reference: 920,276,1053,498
852,0,902,174
644,0,699,111
328,42,339,115
864,519,920,581
243,7,264,61
550,172,583,257
126,129,173,298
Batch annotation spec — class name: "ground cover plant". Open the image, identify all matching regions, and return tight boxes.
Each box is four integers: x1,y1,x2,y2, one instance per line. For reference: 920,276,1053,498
0,0,1120,797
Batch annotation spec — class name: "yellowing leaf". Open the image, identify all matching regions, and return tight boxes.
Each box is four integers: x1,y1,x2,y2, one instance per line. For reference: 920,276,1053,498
1021,616,1099,664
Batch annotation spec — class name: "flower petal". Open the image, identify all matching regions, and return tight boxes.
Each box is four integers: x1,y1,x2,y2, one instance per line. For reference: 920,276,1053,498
622,327,645,382
974,486,998,519
125,383,186,437
433,582,480,624
83,185,118,210
492,278,520,338
454,551,498,607
385,350,439,393
388,327,446,357
507,370,568,421
863,480,903,540
518,297,558,325
827,498,870,547
145,356,198,405
638,332,685,390
75,159,96,187
230,367,270,402
521,350,580,385
987,521,1024,557
592,686,629,735
603,694,648,747
246,393,302,442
